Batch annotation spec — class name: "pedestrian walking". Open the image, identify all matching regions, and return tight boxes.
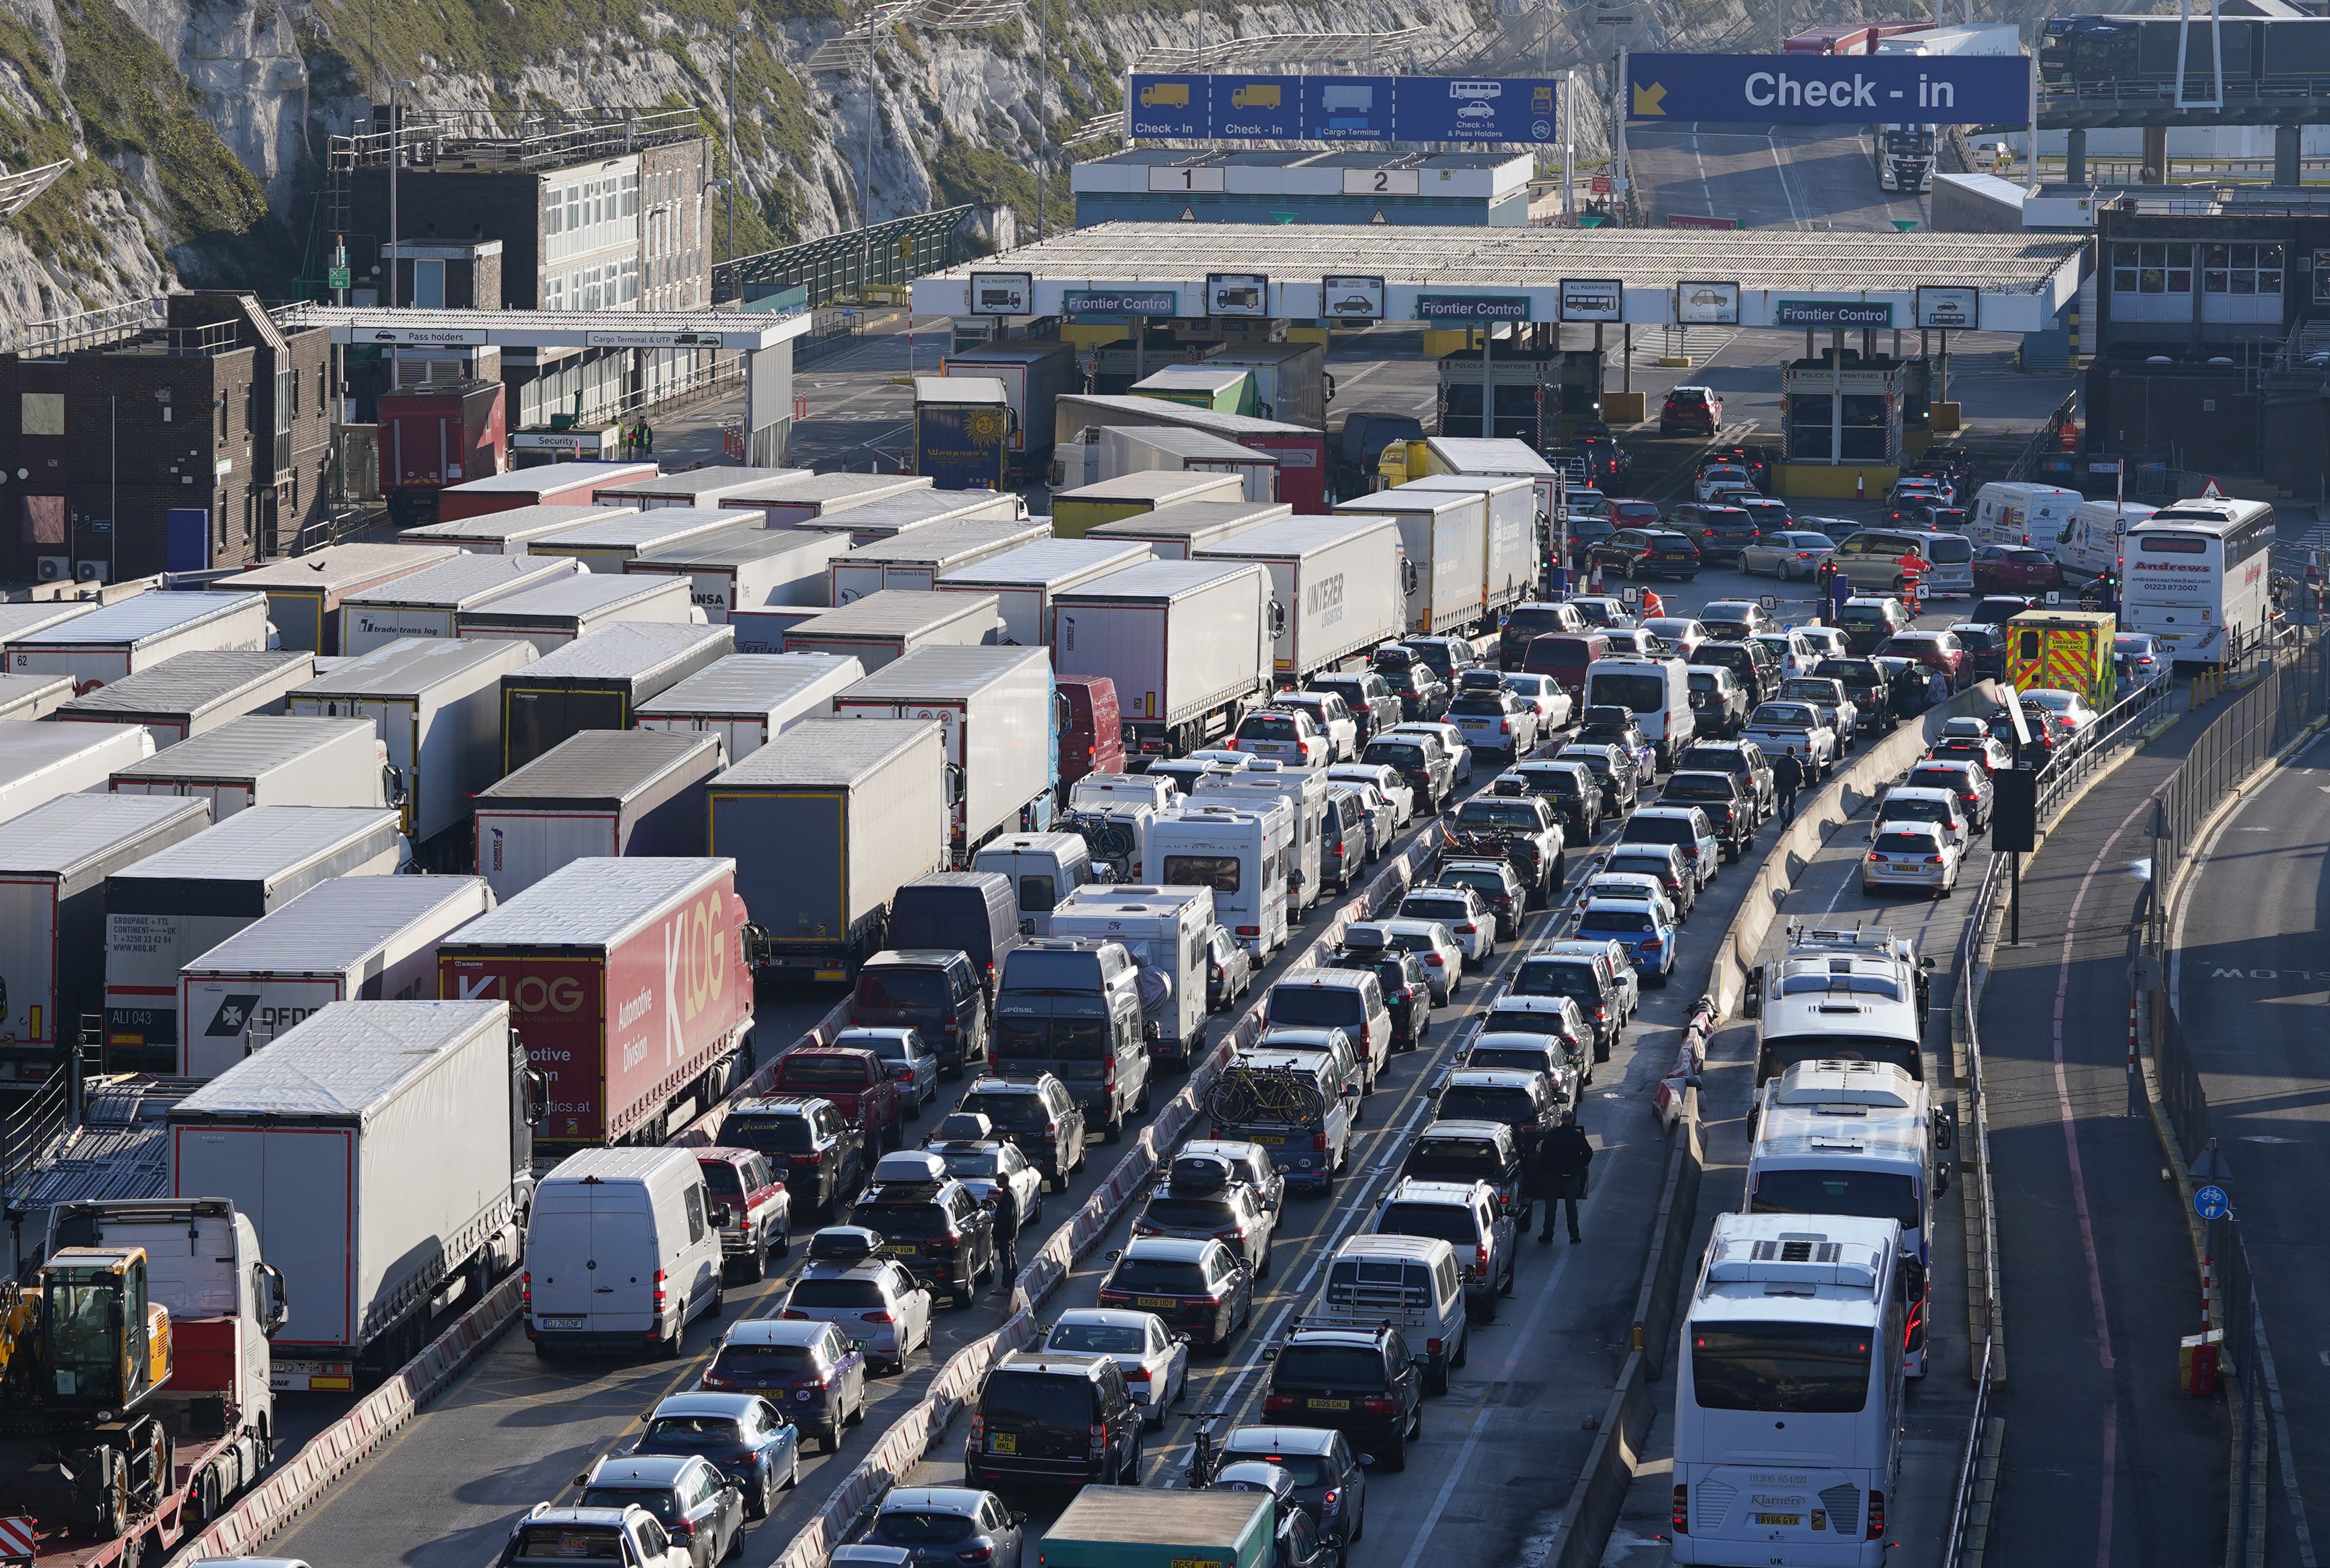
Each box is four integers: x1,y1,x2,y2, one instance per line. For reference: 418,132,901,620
1889,661,1923,726
1771,748,1806,825
1533,1113,1594,1244
990,1192,1019,1294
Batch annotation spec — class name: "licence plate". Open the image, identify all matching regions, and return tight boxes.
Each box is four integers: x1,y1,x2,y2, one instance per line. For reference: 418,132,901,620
1307,1397,1351,1410
885,1243,919,1257
1249,1133,1284,1145
815,969,846,982
537,1316,585,1330
1137,1295,1181,1309
1756,1514,1802,1527
988,1433,1017,1454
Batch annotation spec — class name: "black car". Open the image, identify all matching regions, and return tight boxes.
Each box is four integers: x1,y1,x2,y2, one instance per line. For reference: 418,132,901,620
630,1394,802,1520
1660,770,1754,860
965,1348,1145,1493
1736,496,1793,538
1703,443,1774,490
1307,670,1403,745
1555,743,1637,815
719,1096,866,1219
1968,594,2039,628
1660,386,1721,437
1678,739,1776,820
1573,433,1632,487
852,949,987,1076
1686,667,1749,737
1815,657,1898,734
1261,1323,1425,1470
1492,759,1601,838
1950,622,2007,681
955,1074,1088,1191
1508,951,1626,1059
1691,640,1775,706
852,1163,998,1305
1498,602,1587,672
1575,705,1652,767
1398,635,1485,687
1402,1119,1529,1228
1668,503,1760,565
700,1319,868,1454
1325,949,1431,1051
1361,732,1454,814
1369,648,1450,722
1097,1237,1254,1350
1435,856,1527,939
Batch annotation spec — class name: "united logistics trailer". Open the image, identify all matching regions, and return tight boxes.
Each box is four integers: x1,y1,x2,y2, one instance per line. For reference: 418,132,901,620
1097,426,1281,504
376,377,507,526
0,723,157,825
436,459,659,521
780,589,1002,673
834,644,1054,860
176,874,496,1078
1405,436,1560,528
216,543,463,652
1396,472,1538,624
624,524,849,623
3,591,270,693
711,718,949,981
1051,394,1329,513
0,672,71,720
933,343,1074,476
828,517,1051,602
398,502,630,555
339,553,581,654
288,635,541,843
935,538,1157,647
169,999,539,1383
632,652,866,762
1084,499,1291,560
107,714,387,818
50,649,315,746
716,472,934,531
453,571,696,651
500,621,733,775
1050,472,1246,539
437,857,754,1146
1191,513,1407,681
590,467,807,510
1049,557,1271,760
471,730,725,900
0,794,212,1079
104,804,405,1068
912,376,1014,491
525,506,753,574
1335,485,1491,635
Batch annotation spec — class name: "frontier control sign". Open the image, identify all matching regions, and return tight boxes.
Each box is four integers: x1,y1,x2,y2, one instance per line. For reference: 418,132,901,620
1627,52,2032,125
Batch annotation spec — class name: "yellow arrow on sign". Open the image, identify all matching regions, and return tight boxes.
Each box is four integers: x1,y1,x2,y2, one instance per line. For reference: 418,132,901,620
1632,80,1668,116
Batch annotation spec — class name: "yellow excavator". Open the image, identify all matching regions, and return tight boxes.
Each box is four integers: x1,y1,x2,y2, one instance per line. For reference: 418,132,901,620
0,1245,178,1542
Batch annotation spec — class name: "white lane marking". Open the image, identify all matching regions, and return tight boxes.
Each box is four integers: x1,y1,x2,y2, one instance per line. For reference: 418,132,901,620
1766,133,1805,228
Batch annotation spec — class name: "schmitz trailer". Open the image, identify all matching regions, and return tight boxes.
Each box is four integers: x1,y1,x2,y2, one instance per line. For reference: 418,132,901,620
832,644,1055,860
1191,513,1404,681
337,552,580,653
50,650,315,747
526,506,752,574
1050,558,1270,761
1397,472,1539,623
5,592,270,695
472,730,724,900
437,859,752,1146
0,724,157,826
935,538,1156,647
827,517,1050,602
1084,499,1290,560
453,572,695,651
170,1000,541,1384
1335,486,1491,635
624,526,848,623
498,621,733,775
780,589,1004,673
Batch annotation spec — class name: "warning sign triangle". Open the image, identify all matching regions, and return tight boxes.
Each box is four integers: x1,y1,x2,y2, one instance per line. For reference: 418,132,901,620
1370,209,1388,224
2201,477,2224,498
1179,206,1196,221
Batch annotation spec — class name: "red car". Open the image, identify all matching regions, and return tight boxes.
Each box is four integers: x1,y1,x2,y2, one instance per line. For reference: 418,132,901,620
1607,498,1661,528
1874,630,1971,690
1971,545,2064,595
768,1047,905,1154
697,1147,795,1281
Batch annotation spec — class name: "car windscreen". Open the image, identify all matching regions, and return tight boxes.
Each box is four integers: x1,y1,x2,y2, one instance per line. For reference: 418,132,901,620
778,1057,870,1087
711,1341,821,1375
511,1525,626,1560
788,1276,887,1309
1927,537,1972,564
961,1091,1050,1129
1621,816,1693,845
981,1370,1097,1431
1241,714,1301,741
1267,988,1363,1028
1363,743,1427,771
1880,799,1954,827
856,968,949,1011
1143,1196,1237,1230
1662,775,1734,801
1438,1086,1536,1124
1272,1344,1388,1389
1873,831,1940,855
1690,1322,1873,1413
934,1147,1007,1179
1512,962,1601,1003
1517,768,1584,796
1469,1045,1557,1075
1409,1135,1504,1177
1750,704,1817,729
1754,1168,1921,1229
1606,849,1678,881
1578,908,1655,933
1378,1201,1478,1245
1503,608,1572,639
1688,672,1724,695
1000,950,1102,992
1107,1259,1209,1294
578,1488,679,1524
1907,769,1974,795
1437,868,1505,899
853,1199,951,1237
1399,896,1471,924
1588,673,1666,713
721,1114,814,1154
1047,1322,1145,1354
1448,694,1508,716
1838,605,1888,626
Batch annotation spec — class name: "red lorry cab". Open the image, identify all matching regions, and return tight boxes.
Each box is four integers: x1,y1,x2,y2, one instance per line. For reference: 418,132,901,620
377,379,507,527
769,1047,902,1149
1054,674,1124,787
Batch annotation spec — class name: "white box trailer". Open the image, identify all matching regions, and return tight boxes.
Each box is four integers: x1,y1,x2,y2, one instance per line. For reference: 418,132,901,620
339,553,581,654
1399,473,1539,622
935,538,1156,647
177,874,496,1078
499,622,734,776
781,589,1002,673
288,636,541,842
168,1000,532,1385
0,722,157,825
1084,499,1292,560
1097,426,1282,504
1203,342,1329,429
0,599,100,654
1418,436,1559,528
526,506,753,574
217,543,464,654
828,518,1051,603
108,715,388,818
51,649,316,746
398,503,630,555
104,804,406,1065
722,486,1026,545
1335,487,1489,635
625,526,849,623
833,645,1055,859
728,607,832,654
589,467,809,510
472,729,725,900
4,591,271,693
711,718,949,980
1192,514,1406,681
454,572,696,650
0,672,72,721
436,460,659,519
632,652,866,762
1050,558,1270,760
0,794,212,1073
1047,884,1215,1064
717,472,934,531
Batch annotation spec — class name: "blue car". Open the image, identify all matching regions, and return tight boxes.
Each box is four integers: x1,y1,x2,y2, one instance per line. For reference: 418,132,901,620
1570,898,1679,987
631,1392,803,1519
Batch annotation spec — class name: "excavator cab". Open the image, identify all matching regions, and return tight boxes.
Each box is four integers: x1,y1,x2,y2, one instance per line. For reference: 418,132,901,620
41,1247,171,1413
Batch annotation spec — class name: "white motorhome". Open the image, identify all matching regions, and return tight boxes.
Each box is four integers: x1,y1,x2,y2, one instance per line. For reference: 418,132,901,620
1146,800,1289,956
970,831,1099,937
1191,761,1329,912
1048,884,1216,1066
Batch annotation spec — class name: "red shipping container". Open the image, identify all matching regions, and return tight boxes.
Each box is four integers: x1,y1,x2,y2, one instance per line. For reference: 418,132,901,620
378,379,509,526
436,459,661,521
437,856,751,1145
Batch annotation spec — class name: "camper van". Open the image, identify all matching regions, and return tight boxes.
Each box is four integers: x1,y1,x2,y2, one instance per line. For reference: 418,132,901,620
1146,802,1289,957
1048,884,1216,1066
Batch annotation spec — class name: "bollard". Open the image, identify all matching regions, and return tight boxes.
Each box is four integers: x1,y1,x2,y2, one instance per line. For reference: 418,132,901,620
2181,1330,2222,1397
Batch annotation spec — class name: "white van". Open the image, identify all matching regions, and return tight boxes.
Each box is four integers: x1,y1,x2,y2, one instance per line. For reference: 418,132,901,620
1969,482,2084,552
1191,762,1329,910
2056,499,2155,580
1047,884,1217,1067
1316,1233,1470,1394
1263,968,1392,1086
1148,801,1290,956
525,1147,725,1358
1584,656,1695,767
970,832,1097,937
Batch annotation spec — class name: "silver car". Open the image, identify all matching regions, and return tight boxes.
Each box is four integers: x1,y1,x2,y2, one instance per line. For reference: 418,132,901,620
839,1026,938,1115
1328,762,1413,827
782,1232,934,1373
1738,530,1837,580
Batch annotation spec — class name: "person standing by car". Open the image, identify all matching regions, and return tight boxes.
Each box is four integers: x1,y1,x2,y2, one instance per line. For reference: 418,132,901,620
1533,1113,1594,1244
1926,666,1951,708
1770,748,1805,825
1890,661,1923,725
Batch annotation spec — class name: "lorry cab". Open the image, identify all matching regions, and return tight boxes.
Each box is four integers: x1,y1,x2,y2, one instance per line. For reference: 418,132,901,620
525,1147,725,1359
991,939,1151,1143
971,832,1097,937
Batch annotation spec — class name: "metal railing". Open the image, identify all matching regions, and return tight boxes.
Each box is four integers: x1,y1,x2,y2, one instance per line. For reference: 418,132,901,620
2003,391,2081,484
712,206,975,307
1943,1336,1999,1568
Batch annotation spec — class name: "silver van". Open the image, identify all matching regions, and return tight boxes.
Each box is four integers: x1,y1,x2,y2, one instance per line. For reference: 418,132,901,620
1205,1049,1353,1197
993,938,1152,1142
1263,969,1392,1090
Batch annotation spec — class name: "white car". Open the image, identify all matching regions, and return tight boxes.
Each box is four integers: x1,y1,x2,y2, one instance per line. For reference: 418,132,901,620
1862,820,1961,898
1332,778,1398,856
1741,701,1838,779
2024,687,2101,732
1446,689,1538,760
1871,785,1969,852
1580,871,1681,927
1695,465,1754,503
1270,691,1360,762
1752,630,1824,680
1042,1308,1189,1428
1501,672,1574,731
923,1125,1046,1235
1792,624,1851,663
1396,885,1496,966
1345,918,1466,1005
1327,762,1414,827
781,1243,934,1373
1231,707,1331,767
1388,721,1473,785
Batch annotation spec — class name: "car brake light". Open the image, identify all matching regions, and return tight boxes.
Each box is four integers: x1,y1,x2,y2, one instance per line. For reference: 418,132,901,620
1425,953,1445,966
1358,1396,1398,1414
1868,1491,1885,1539
1427,1337,1444,1356
521,1270,531,1311
969,1414,984,1445
1126,1365,1151,1381
1455,923,1477,935
958,1549,994,1565
1926,855,1944,865
1090,1423,1108,1454
781,1308,810,1319
1236,925,1259,937
668,1518,696,1540
1641,938,1663,952
1475,1244,1489,1275
1674,1485,1690,1534
861,1310,894,1323
1313,1129,1329,1151
1264,1393,1297,1414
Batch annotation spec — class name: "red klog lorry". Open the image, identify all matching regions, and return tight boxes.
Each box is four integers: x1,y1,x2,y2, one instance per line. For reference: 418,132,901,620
437,856,756,1147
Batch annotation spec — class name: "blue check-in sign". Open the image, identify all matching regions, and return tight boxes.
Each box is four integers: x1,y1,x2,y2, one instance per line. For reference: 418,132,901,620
1627,52,2032,125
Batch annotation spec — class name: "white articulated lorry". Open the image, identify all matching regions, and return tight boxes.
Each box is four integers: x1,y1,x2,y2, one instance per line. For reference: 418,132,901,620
1049,559,1272,764
1192,513,1406,683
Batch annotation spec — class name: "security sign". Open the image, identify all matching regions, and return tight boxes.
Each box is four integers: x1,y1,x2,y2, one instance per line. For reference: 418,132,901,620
1916,285,1980,330
1206,273,1269,318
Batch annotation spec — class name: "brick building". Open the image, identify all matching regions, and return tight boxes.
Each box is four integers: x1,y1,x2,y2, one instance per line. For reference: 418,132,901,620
0,292,333,585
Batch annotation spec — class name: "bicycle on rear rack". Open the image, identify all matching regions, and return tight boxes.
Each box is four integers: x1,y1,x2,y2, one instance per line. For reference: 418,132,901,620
1188,1410,1230,1488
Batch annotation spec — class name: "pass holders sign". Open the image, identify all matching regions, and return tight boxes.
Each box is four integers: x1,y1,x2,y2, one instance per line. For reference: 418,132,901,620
1065,289,1180,321
1417,294,1532,323
1627,52,2034,125
1915,284,1979,329
1677,281,1741,324
1559,278,1624,322
1775,298,1893,327
1322,276,1386,320
1403,77,1562,143
970,271,1033,315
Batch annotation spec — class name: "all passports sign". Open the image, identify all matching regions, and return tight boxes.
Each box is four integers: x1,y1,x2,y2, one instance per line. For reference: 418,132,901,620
1626,52,2032,124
